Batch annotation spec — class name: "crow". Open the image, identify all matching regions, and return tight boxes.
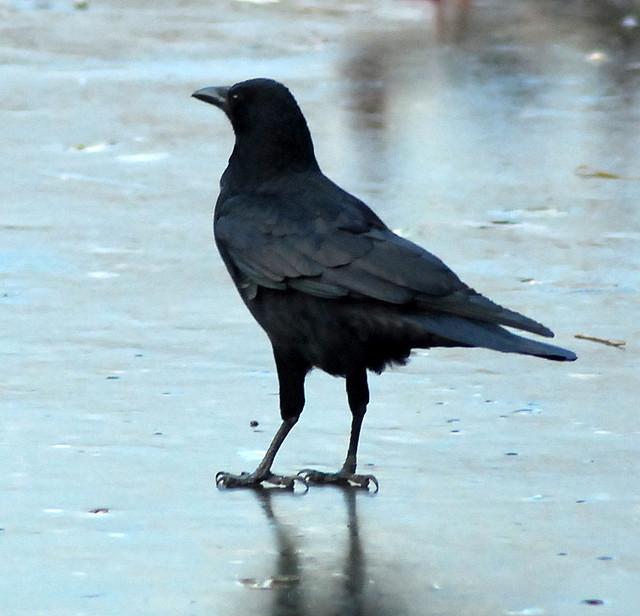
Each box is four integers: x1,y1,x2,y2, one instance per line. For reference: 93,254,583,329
192,78,576,491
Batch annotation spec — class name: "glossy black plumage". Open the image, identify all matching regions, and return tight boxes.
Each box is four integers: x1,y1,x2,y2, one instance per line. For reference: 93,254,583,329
192,78,576,490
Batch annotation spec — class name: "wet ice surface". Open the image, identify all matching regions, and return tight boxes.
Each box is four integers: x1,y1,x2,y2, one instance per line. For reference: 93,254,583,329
2,0,639,614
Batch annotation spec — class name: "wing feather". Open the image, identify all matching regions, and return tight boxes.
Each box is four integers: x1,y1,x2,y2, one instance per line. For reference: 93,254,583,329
215,192,552,337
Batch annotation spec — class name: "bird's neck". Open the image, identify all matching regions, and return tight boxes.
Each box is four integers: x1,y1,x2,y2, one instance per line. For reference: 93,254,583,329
225,128,320,191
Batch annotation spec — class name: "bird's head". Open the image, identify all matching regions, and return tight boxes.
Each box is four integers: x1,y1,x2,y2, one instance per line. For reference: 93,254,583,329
192,78,319,182
192,78,310,138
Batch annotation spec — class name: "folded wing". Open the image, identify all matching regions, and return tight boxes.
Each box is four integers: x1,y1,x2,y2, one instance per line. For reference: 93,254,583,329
215,191,554,338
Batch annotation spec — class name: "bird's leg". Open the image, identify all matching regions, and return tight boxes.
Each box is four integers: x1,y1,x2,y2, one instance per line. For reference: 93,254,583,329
299,369,378,492
216,347,310,490
216,418,304,489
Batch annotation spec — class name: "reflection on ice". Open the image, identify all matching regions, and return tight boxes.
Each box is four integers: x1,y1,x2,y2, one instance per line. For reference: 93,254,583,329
231,487,401,616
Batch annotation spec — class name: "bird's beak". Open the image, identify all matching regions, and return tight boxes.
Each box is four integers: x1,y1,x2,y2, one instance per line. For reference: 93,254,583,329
191,86,231,111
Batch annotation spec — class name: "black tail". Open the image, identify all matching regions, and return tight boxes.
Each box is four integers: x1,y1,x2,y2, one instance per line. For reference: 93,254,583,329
408,313,577,361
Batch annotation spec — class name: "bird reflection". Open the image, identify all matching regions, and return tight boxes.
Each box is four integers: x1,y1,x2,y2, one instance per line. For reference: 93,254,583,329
240,487,400,616
251,488,303,616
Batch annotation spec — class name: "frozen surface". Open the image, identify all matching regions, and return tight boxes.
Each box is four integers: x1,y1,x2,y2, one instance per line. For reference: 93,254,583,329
2,1,639,614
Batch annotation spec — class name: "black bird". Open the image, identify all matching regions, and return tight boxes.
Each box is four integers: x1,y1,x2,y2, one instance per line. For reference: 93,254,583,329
192,78,576,491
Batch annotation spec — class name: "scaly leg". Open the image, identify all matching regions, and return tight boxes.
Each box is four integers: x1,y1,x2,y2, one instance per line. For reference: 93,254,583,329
216,347,310,490
299,369,378,492
216,418,305,489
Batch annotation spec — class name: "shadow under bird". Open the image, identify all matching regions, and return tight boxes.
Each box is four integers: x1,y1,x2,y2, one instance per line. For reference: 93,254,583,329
192,78,576,491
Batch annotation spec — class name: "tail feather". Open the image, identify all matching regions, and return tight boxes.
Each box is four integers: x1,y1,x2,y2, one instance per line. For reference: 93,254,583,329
407,312,577,361
418,289,554,338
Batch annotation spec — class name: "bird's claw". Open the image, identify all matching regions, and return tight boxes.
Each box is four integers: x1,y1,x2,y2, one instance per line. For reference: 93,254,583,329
265,472,309,492
297,469,379,493
216,470,308,492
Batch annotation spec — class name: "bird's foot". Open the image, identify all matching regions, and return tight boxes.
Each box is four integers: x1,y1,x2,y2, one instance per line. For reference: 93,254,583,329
297,468,379,493
216,470,308,492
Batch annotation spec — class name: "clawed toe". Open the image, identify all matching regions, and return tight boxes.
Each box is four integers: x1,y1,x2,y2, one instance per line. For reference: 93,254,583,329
215,471,252,488
215,465,377,493
216,470,308,492
297,469,379,493
266,472,309,492
350,473,379,492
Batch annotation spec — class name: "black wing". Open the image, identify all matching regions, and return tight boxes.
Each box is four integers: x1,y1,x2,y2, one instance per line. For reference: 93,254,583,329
214,182,553,338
